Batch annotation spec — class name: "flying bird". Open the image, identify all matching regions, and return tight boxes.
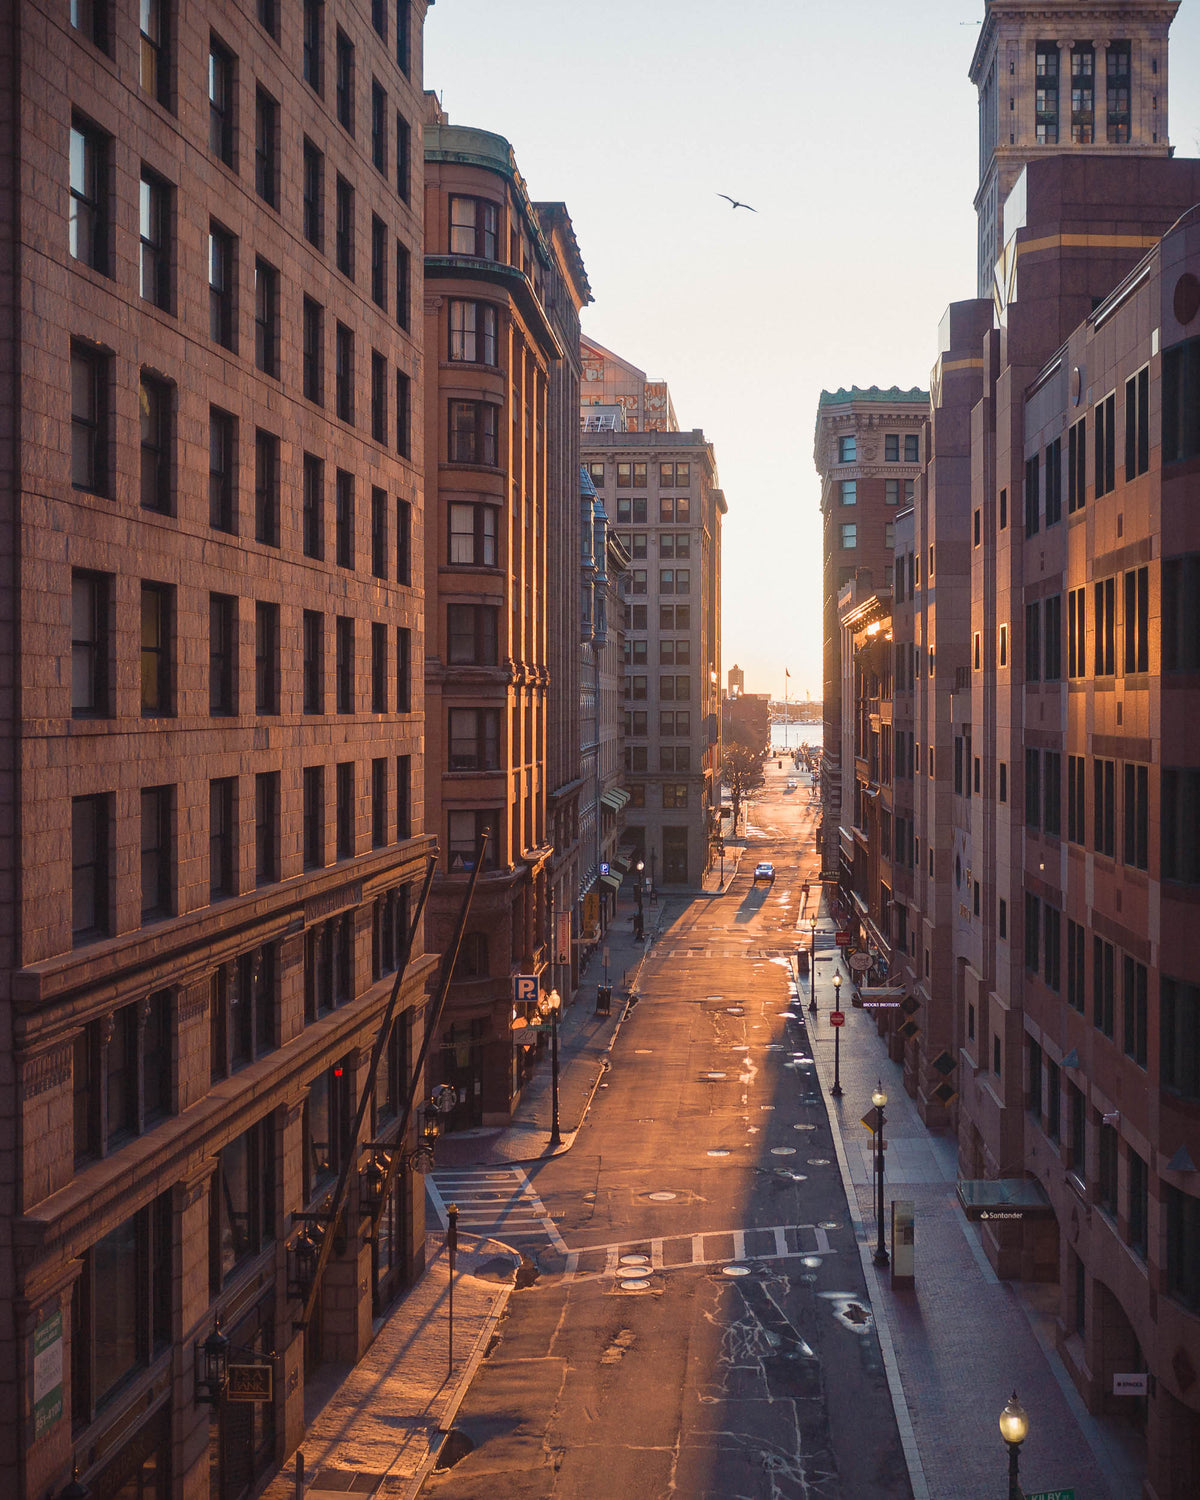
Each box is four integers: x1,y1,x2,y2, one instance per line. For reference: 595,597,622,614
717,194,757,212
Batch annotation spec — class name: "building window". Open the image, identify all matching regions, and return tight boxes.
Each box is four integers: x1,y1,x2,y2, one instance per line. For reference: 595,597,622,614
1067,586,1087,677
396,626,412,711
1123,566,1149,674
449,195,499,258
140,582,172,715
396,498,412,584
1163,337,1200,464
370,486,389,579
336,322,355,423
1024,453,1040,537
139,169,171,308
1106,42,1131,143
838,435,856,463
840,523,857,549
209,777,235,899
446,604,497,665
207,405,235,532
255,87,278,206
1094,757,1117,856
1163,768,1200,883
371,758,388,847
1067,755,1086,844
139,373,172,514
211,1118,274,1290
449,708,501,771
71,0,109,51
1094,391,1116,496
302,297,323,404
335,468,355,567
884,434,899,462
302,452,324,559
335,174,354,277
335,28,354,132
208,223,235,349
396,0,410,70
396,369,411,458
1070,45,1095,144
1125,367,1149,480
371,214,387,308
371,350,388,443
302,609,324,714
140,785,172,921
1066,919,1086,1012
1166,1186,1200,1311
71,1198,172,1423
449,503,498,566
255,258,278,376
208,37,235,165
255,771,278,884
371,621,387,712
371,80,387,173
450,300,498,364
303,139,324,248
840,480,856,505
303,0,323,92
447,809,498,872
1093,576,1116,675
1162,975,1200,1102
1094,936,1115,1037
70,116,109,272
396,112,410,202
1025,600,1041,681
1123,761,1149,869
1067,415,1086,510
255,429,279,546
336,761,354,859
449,401,499,465
72,571,111,717
209,593,237,715
1123,955,1148,1068
336,617,355,713
303,765,324,868
71,343,109,494
72,794,109,943
396,239,411,329
904,434,919,462
255,600,279,714
397,753,412,839
304,1063,351,1199
1044,593,1062,679
1129,1150,1149,1258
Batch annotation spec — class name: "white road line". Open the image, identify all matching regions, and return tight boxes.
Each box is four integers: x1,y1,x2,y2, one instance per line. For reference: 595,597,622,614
733,1230,746,1260
774,1226,788,1256
650,1239,664,1269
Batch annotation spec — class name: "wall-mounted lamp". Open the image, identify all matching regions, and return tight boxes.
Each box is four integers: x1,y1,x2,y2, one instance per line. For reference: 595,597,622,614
194,1319,230,1406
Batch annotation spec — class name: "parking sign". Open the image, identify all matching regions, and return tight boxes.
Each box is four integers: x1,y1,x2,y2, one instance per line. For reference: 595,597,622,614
513,975,539,1005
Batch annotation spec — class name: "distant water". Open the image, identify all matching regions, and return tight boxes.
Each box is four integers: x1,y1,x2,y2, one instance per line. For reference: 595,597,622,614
771,722,822,752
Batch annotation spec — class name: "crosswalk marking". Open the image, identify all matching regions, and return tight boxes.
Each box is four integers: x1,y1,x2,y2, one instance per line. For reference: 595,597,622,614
556,1223,836,1284
428,1165,570,1255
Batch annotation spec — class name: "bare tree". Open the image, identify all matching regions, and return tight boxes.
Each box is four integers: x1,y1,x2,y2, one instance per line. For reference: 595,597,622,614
724,743,766,833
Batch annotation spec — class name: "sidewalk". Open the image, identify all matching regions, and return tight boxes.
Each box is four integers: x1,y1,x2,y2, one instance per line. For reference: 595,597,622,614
800,896,1145,1500
270,888,669,1498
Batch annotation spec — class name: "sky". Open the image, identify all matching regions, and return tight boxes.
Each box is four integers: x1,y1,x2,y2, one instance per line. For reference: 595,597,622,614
425,0,1200,703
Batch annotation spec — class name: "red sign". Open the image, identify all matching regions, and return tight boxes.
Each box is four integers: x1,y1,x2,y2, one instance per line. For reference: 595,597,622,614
835,930,852,946
830,1011,845,1027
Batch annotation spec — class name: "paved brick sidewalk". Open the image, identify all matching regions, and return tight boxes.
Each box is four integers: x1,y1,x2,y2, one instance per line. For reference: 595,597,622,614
262,1237,518,1500
801,908,1145,1500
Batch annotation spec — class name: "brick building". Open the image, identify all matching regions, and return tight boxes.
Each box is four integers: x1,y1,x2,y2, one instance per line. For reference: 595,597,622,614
2,4,434,1500
581,340,725,890
813,387,927,887
422,116,590,1125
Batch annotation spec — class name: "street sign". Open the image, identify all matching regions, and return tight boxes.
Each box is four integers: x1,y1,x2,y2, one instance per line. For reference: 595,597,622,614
835,930,852,945
227,1364,273,1403
600,861,609,875
555,911,572,965
1113,1373,1148,1396
1026,1491,1075,1500
829,1011,845,1027
849,952,872,972
513,974,538,1005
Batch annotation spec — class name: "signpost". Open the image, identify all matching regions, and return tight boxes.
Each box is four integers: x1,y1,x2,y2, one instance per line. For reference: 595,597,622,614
446,1203,458,1378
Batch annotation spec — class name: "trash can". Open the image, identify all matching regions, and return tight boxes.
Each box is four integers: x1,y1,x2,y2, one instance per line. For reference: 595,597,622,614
796,949,810,977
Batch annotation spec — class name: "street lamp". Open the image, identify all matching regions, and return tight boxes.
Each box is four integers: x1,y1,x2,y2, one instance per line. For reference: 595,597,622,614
999,1391,1029,1500
808,914,818,1013
540,988,562,1148
871,1080,889,1267
830,973,843,1097
194,1318,230,1406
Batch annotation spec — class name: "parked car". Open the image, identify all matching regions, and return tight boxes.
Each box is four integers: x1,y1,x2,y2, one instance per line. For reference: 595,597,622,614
753,862,775,884
785,779,797,791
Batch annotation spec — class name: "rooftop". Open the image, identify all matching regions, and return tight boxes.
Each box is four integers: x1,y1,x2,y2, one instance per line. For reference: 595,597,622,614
818,385,929,407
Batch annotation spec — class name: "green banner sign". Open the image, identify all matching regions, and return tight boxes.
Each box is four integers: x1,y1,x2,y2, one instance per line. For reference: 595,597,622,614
32,1309,63,1440
1026,1489,1075,1500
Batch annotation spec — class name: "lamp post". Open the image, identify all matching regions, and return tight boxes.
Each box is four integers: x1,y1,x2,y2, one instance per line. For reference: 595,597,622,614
540,988,562,1148
808,914,818,1013
872,1080,889,1266
998,1390,1029,1500
830,973,843,1097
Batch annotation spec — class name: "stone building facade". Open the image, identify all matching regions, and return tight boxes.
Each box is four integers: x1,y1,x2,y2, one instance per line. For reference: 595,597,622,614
581,345,725,891
813,388,927,888
422,116,589,1125
2,4,434,1500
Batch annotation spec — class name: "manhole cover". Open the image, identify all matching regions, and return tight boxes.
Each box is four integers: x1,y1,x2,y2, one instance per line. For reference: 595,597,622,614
619,1254,649,1266
760,1104,775,1110
703,1071,728,1080
634,1049,654,1055
770,1147,796,1156
818,1221,839,1230
778,1012,798,1019
707,1148,731,1157
620,1278,652,1291
794,1123,816,1131
648,1191,677,1202
722,1264,751,1277
802,1256,823,1268
726,1006,745,1015
807,1158,831,1166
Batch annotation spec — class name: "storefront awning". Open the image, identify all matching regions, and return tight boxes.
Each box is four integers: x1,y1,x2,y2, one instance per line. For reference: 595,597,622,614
601,787,630,811
600,872,622,890
957,1178,1054,1221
